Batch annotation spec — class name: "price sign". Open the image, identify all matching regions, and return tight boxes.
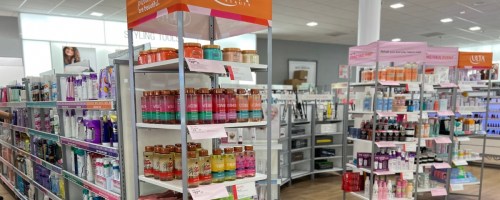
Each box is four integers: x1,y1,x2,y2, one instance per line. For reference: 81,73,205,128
437,110,454,116
404,143,417,152
189,184,229,200
459,110,473,116
185,58,226,74
451,184,464,191
459,84,473,92
375,141,396,148
431,188,448,196
375,171,394,175
187,124,227,140
453,160,468,166
407,83,420,92
457,137,470,142
434,137,452,144
424,84,435,92
407,113,419,122
377,111,396,117
440,83,457,88
379,81,400,86
402,172,414,180
433,163,451,169
233,182,257,199
226,65,253,81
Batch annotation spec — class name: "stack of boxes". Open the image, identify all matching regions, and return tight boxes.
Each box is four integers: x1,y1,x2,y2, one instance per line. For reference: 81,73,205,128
285,70,308,90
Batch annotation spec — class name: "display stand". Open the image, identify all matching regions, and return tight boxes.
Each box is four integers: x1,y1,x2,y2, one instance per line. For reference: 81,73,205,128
125,1,272,199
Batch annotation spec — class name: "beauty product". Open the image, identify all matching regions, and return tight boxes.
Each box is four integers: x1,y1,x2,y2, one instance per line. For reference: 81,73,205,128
225,89,237,123
187,151,200,188
76,149,86,178
245,145,255,177
109,111,119,147
143,146,154,177
236,89,249,122
197,88,213,124
86,153,94,182
174,147,182,180
364,177,370,197
158,147,173,181
211,148,225,183
66,77,75,101
248,89,262,122
186,88,199,125
212,88,227,124
153,145,162,179
199,149,211,185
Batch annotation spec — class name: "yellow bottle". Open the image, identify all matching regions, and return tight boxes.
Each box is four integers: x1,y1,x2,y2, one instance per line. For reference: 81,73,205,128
211,148,225,183
224,147,236,181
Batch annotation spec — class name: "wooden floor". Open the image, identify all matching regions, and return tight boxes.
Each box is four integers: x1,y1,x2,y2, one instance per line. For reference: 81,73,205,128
281,166,496,200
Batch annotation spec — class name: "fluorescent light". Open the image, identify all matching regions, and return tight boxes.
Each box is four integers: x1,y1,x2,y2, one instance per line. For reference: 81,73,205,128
440,18,453,23
392,38,401,42
460,10,466,14
390,3,405,9
469,26,481,31
90,12,103,17
306,22,318,27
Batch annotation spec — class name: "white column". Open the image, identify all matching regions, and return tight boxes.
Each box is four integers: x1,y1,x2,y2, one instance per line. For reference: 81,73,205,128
357,0,381,45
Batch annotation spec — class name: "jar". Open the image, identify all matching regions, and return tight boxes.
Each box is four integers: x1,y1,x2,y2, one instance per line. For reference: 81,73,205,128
195,143,202,157
404,64,412,82
152,91,162,124
248,89,262,122
223,48,243,62
147,49,158,64
186,88,199,125
236,89,249,122
174,147,182,180
153,145,163,179
378,69,387,81
159,147,174,181
174,90,180,124
225,89,237,123
156,48,178,62
187,151,200,188
211,148,225,183
138,51,149,65
395,66,404,81
199,149,212,185
242,50,259,64
184,43,203,59
212,89,227,124
234,146,245,179
386,66,395,81
202,45,223,61
245,145,255,177
141,91,150,123
143,146,154,177
197,88,213,124
161,90,175,124
224,147,236,181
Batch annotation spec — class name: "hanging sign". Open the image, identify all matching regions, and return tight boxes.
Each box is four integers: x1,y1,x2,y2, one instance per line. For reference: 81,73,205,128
348,42,377,65
426,47,459,66
377,41,427,63
458,52,493,69
339,65,349,78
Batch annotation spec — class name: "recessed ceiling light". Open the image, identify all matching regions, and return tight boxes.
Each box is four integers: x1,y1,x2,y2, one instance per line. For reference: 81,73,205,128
390,3,405,9
469,26,481,31
440,18,453,23
90,12,103,17
392,38,401,42
306,22,318,27
460,10,466,14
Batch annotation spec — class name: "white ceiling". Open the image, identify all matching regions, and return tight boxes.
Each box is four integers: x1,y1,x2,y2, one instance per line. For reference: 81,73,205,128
1,0,500,47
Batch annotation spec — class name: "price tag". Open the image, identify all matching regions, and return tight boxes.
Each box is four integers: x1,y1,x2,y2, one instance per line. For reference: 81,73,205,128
377,111,396,117
379,81,400,86
233,182,257,199
189,184,229,200
434,137,452,144
424,84,435,92
437,110,454,116
451,184,464,191
404,143,417,152
375,141,396,148
187,125,227,140
226,65,253,81
421,112,429,119
433,163,451,169
431,188,447,196
453,160,468,166
402,172,414,180
459,84,473,92
440,83,457,88
185,58,226,74
457,137,470,142
407,83,420,92
375,171,394,175
407,113,419,122
459,110,473,116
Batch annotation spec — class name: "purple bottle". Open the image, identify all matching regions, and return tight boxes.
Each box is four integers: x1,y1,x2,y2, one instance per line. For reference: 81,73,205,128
85,111,102,144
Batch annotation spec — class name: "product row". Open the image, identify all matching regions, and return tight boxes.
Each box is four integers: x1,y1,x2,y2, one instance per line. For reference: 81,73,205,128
143,143,255,188
343,173,414,199
64,68,116,101
356,148,416,172
141,88,263,125
137,43,259,65
360,64,419,82
62,109,119,147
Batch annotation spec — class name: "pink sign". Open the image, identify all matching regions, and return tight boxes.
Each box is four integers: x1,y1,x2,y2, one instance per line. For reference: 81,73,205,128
426,47,459,66
189,184,229,200
375,170,394,175
431,188,447,196
348,43,377,65
435,137,452,144
379,81,400,86
188,124,227,140
376,141,396,148
433,163,451,169
437,111,455,116
439,82,457,88
185,58,226,74
377,41,427,63
377,111,397,117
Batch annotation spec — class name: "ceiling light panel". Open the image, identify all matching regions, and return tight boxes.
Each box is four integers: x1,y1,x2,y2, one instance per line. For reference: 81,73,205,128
390,3,405,9
440,18,453,23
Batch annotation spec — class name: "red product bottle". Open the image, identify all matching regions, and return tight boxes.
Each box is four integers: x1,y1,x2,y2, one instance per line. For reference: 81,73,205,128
141,91,149,123
152,91,161,124
225,89,237,123
212,88,227,124
197,88,213,124
161,90,176,124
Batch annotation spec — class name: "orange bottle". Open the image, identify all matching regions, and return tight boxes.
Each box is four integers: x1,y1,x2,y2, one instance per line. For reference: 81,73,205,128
386,66,395,81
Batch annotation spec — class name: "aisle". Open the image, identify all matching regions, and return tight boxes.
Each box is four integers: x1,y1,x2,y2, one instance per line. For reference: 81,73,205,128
280,166,497,200
0,182,14,200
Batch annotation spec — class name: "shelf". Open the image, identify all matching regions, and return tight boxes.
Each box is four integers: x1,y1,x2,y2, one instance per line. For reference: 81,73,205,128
452,157,483,166
314,144,343,148
57,100,115,110
291,170,311,179
15,147,62,174
0,102,26,108
314,156,342,160
292,120,310,125
291,159,310,165
349,111,373,114
139,173,266,193
291,134,311,139
0,174,28,200
27,129,59,142
60,136,119,157
313,168,343,173
219,143,282,150
134,58,267,73
350,81,420,87
0,122,28,133
63,170,120,200
26,101,57,108
346,163,414,175
315,120,342,124
315,132,343,136
347,137,417,145
136,121,267,130
291,147,310,152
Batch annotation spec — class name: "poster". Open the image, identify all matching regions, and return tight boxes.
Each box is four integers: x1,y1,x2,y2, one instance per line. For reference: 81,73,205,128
62,46,97,72
288,60,317,86
339,64,349,79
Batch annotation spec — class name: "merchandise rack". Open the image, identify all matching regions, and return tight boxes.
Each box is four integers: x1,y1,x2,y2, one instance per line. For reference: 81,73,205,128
125,1,273,199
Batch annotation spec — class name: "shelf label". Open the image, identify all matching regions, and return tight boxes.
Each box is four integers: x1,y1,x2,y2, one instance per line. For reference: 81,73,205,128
189,184,229,200
437,110,454,116
453,160,468,166
431,188,447,196
434,137,452,144
188,124,227,140
377,111,396,117
433,163,451,169
226,65,253,81
440,83,457,88
402,172,414,180
424,84,435,92
186,58,226,74
458,110,473,116
61,137,119,157
407,83,420,92
233,182,257,199
457,137,470,142
28,129,59,142
451,184,464,191
375,171,394,175
86,101,113,110
459,84,473,92
379,81,399,86
375,141,396,148
404,143,417,152
407,113,419,122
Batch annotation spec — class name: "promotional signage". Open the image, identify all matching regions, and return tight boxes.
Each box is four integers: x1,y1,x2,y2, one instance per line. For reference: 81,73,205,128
426,47,459,66
458,52,493,69
348,41,427,65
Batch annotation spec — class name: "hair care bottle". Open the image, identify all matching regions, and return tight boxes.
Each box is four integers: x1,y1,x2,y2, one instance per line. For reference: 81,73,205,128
364,177,370,197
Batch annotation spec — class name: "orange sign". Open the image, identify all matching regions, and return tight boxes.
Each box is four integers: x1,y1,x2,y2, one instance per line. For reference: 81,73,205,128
127,0,272,28
458,52,493,69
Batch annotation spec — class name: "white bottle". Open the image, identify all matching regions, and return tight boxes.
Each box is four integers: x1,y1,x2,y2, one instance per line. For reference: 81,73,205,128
372,180,379,199
86,153,94,182
87,74,93,100
387,180,394,200
76,75,83,101
71,110,78,138
365,177,370,197
64,110,72,137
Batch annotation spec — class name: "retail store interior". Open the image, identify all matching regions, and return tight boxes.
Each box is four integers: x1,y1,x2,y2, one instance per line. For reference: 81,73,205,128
1,0,500,200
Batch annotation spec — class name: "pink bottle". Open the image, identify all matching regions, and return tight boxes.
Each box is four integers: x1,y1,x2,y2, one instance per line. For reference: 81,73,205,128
396,180,402,198
141,91,149,123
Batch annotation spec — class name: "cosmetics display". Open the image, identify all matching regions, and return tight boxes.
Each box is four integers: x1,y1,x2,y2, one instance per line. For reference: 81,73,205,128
62,70,116,101
27,75,58,102
0,85,26,103
342,172,414,199
143,143,255,188
61,109,119,147
34,164,64,198
140,88,262,125
360,63,419,83
356,148,416,172
349,117,418,142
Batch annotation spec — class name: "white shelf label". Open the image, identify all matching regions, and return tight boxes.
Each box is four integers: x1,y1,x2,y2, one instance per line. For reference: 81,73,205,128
402,172,414,180
376,141,396,148
407,83,420,92
459,84,473,92
424,84,435,92
186,58,226,74
188,124,227,140
440,83,457,88
433,163,451,169
189,184,229,200
379,81,399,86
453,160,468,166
457,137,470,142
431,188,447,196
227,65,253,81
234,182,257,199
404,143,417,152
434,137,452,144
451,184,464,191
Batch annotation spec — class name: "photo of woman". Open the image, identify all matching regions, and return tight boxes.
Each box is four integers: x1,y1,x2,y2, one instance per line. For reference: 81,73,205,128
63,46,81,65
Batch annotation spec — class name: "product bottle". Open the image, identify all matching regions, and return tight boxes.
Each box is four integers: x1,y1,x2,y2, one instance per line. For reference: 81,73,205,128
86,153,95,182
187,151,200,188
174,90,180,124
225,89,237,123
376,91,383,111
152,91,161,124
161,90,175,124
101,111,111,147
112,159,120,193
143,146,154,177
364,91,372,111
373,180,379,199
364,177,370,197
185,88,199,125
199,149,212,185
244,145,255,177
76,149,86,178
236,89,249,122
141,91,149,123
158,146,173,181
396,180,402,198
212,88,227,124
66,77,75,101
211,148,225,183
248,89,262,122
234,146,245,179
109,111,119,147
174,147,182,180
224,147,236,181
197,88,213,124
406,182,413,198
153,145,162,179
